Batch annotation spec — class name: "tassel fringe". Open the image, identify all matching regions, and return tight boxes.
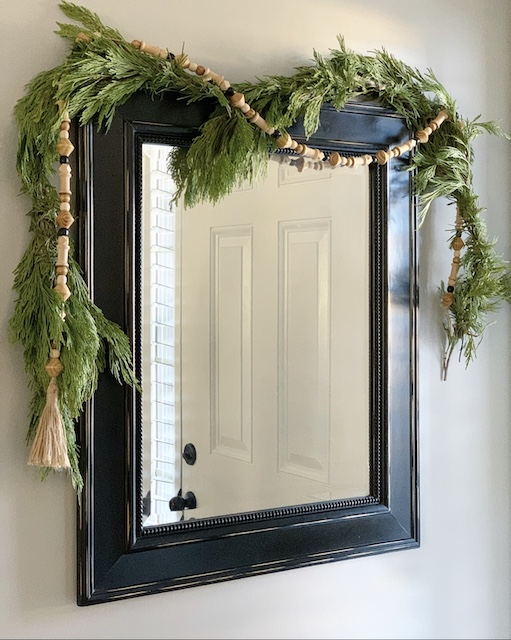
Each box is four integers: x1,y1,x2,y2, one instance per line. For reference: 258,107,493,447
28,376,70,469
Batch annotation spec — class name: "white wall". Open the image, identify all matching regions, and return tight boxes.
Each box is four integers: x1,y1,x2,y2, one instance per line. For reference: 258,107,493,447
1,1,510,638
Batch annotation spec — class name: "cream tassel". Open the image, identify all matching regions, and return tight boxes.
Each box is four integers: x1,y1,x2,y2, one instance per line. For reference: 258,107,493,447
28,376,70,469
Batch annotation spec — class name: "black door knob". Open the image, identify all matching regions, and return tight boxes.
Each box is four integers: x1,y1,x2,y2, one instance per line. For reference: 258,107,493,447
169,490,197,511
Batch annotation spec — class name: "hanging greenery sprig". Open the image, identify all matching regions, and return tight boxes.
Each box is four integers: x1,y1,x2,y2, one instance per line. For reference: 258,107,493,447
11,2,510,490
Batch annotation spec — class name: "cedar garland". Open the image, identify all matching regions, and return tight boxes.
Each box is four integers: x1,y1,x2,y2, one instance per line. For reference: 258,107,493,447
11,1,511,490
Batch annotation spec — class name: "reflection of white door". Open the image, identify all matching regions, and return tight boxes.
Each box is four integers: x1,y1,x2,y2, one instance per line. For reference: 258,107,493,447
179,159,370,520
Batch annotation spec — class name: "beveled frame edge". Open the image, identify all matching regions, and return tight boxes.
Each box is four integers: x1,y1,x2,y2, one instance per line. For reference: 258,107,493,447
76,92,419,605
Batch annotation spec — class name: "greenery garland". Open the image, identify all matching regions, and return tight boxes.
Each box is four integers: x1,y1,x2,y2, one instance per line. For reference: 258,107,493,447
11,2,510,489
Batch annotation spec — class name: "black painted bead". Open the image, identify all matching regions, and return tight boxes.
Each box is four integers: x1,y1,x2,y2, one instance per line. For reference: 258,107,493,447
167,51,175,60
59,156,69,164
456,230,462,237
57,227,70,236
224,86,235,97
447,285,454,293
272,130,281,139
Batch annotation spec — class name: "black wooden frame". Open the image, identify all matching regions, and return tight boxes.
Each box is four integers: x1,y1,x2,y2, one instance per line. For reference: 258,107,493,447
76,92,418,605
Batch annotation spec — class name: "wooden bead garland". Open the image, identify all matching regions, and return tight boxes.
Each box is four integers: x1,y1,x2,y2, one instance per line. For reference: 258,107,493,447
28,104,74,470
442,207,464,309
130,38,450,173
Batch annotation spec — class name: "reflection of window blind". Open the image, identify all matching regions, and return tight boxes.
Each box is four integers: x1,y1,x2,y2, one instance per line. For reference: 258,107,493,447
144,145,179,526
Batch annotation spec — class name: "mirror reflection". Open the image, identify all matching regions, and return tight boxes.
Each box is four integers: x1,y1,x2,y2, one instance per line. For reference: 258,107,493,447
141,144,371,526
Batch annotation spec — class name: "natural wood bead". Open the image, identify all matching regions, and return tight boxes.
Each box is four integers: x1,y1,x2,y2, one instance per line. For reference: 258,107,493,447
45,357,64,377
451,237,465,251
442,292,454,308
132,40,169,59
56,137,75,157
376,150,390,165
174,53,190,68
59,193,71,204
329,152,342,167
346,157,355,167
195,65,206,76
393,140,416,156
188,62,198,72
309,148,324,161
245,108,256,119
416,130,429,144
240,103,251,114
59,164,71,194
277,133,292,149
449,262,461,278
452,256,461,264
230,93,246,109
50,348,60,359
56,266,69,276
208,71,224,86
59,130,70,140
59,202,70,212
361,154,373,165
431,110,449,129
56,211,74,229
57,235,70,249
61,121,71,132
248,111,261,124
219,80,231,92
54,280,71,301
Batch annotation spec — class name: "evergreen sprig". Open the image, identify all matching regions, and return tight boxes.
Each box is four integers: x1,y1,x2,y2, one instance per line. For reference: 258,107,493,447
11,2,510,489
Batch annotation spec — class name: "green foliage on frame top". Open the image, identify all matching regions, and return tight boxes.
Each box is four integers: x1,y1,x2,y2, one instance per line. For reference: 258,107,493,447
11,1,511,488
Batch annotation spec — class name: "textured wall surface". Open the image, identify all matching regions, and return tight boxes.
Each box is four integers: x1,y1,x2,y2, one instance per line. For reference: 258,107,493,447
0,1,510,638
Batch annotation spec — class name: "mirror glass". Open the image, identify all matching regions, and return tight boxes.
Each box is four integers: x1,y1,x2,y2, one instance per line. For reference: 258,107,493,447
140,144,371,526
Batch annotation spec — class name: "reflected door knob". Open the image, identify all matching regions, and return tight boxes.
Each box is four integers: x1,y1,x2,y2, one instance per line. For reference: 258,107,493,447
169,490,197,511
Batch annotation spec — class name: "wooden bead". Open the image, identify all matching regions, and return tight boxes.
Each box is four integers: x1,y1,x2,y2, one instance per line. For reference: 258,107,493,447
54,280,71,301
329,152,342,167
432,110,449,129
50,348,60,359
442,292,454,308
56,137,74,157
45,357,63,377
230,93,246,109
59,163,71,194
416,130,429,144
59,202,71,212
195,65,206,76
56,211,74,229
208,71,224,86
277,133,292,149
56,266,69,276
132,40,169,59
376,150,390,165
451,237,465,251
219,80,231,92
59,194,71,204
346,157,355,167
174,53,190,69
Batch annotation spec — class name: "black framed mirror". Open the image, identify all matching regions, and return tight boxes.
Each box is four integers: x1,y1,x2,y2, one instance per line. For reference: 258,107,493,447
76,91,418,605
